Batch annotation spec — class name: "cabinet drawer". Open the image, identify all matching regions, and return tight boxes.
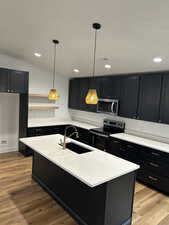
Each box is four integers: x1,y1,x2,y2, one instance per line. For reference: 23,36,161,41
141,160,169,178
28,127,49,136
51,125,67,135
137,169,169,194
140,148,169,164
123,143,140,163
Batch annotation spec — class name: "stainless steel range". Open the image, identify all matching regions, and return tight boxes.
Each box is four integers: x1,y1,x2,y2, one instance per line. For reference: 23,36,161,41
90,119,125,151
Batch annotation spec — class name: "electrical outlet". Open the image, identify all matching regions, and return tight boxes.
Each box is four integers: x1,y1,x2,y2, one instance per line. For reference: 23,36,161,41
1,140,8,145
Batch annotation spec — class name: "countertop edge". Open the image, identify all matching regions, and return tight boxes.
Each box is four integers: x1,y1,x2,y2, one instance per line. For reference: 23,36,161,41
20,135,139,188
110,133,169,154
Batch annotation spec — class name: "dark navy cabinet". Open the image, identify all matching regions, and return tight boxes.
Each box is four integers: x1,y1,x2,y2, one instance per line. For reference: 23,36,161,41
0,68,28,94
0,68,9,92
137,74,162,122
98,76,121,99
69,77,98,112
159,73,169,124
119,75,139,119
68,72,169,125
9,69,28,93
107,138,140,164
69,79,80,109
108,137,169,194
0,67,29,156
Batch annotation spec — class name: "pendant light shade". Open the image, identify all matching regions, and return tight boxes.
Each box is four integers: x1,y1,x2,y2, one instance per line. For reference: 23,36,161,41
85,23,101,105
85,89,98,104
48,88,59,100
48,40,60,100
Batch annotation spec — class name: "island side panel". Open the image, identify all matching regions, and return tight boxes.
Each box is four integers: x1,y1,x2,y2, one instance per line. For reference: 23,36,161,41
32,152,107,225
105,172,136,225
32,152,136,225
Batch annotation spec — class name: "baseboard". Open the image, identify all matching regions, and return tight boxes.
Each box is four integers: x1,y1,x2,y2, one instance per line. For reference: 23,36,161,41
0,147,18,154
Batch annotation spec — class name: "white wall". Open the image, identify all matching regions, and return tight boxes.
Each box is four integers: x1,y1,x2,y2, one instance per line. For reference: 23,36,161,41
70,109,169,143
0,53,70,153
0,93,19,153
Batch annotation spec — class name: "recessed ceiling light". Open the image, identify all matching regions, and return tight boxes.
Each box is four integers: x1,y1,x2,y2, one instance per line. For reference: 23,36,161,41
153,57,162,63
73,69,80,73
34,52,42,57
104,64,111,69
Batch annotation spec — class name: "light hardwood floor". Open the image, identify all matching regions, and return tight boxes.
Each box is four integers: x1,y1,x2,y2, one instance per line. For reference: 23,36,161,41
0,152,169,225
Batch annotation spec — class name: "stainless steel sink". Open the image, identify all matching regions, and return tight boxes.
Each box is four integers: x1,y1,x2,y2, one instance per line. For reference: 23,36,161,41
60,142,91,154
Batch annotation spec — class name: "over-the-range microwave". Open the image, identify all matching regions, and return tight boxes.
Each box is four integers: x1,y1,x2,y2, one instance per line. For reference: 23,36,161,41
97,99,119,116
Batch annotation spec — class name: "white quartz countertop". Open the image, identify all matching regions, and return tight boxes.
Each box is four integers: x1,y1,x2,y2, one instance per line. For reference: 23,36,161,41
111,133,169,154
20,134,139,188
28,119,97,130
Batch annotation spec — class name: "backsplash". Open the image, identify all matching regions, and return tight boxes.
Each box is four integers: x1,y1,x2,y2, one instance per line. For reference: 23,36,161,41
69,109,169,144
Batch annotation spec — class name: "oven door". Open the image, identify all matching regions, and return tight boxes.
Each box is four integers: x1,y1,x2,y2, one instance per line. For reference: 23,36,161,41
90,131,108,151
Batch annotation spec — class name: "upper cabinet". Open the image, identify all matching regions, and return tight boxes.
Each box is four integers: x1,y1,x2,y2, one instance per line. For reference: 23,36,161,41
69,77,98,112
159,74,169,124
137,74,162,122
98,76,121,99
68,78,80,110
68,71,169,125
87,77,99,112
119,75,139,119
9,70,28,93
78,77,90,111
0,68,9,92
0,68,28,94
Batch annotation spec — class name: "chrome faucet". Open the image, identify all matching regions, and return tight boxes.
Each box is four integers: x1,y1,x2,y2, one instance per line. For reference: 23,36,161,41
62,126,79,149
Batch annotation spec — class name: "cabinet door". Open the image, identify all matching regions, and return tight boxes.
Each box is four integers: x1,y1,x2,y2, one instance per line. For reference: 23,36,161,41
98,76,121,99
0,68,9,92
77,127,92,145
107,138,122,156
119,75,139,119
159,74,169,124
138,74,162,122
78,77,90,111
87,77,99,112
51,125,67,135
69,78,80,109
9,70,28,93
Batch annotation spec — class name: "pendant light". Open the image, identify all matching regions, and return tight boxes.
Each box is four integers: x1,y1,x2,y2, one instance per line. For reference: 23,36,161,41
85,23,101,105
48,40,60,100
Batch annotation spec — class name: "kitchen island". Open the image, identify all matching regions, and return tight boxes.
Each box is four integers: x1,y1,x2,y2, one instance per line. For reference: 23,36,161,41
20,134,139,225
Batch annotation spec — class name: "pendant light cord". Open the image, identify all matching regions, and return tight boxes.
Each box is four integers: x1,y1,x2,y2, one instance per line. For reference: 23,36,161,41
92,29,97,77
53,43,56,89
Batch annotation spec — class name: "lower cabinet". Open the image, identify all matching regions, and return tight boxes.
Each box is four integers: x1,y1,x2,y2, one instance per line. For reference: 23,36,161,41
107,138,140,164
108,137,169,194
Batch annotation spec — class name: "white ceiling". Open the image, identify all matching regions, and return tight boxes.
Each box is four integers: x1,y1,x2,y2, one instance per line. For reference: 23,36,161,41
0,0,169,77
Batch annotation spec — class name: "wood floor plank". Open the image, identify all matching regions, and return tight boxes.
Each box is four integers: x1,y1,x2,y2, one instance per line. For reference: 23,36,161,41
0,151,169,225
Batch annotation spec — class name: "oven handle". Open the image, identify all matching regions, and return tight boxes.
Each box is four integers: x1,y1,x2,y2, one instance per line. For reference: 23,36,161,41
111,102,115,113
90,131,109,138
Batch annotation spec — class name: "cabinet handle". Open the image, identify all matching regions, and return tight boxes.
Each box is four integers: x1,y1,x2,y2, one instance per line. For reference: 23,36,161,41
120,148,126,151
151,152,160,157
36,128,42,132
127,144,134,148
113,140,119,144
149,162,159,168
8,89,10,92
148,176,158,181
